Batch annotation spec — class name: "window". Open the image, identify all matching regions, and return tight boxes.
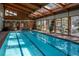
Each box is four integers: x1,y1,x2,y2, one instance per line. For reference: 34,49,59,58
0,11,3,17
56,18,68,34
36,20,42,30
43,20,47,31
36,20,49,32
44,3,57,10
62,17,68,34
5,10,17,16
56,19,62,33
71,16,79,36
37,8,50,15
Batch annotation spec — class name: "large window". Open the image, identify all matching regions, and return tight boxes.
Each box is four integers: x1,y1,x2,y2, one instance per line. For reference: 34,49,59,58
36,20,42,30
48,19,53,32
5,10,17,16
71,16,79,36
43,20,47,31
56,19,62,33
56,18,68,34
62,18,68,34
36,16,79,37
36,20,49,32
36,20,44,31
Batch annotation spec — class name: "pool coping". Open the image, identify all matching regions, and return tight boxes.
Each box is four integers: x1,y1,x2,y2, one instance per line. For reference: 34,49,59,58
0,31,9,48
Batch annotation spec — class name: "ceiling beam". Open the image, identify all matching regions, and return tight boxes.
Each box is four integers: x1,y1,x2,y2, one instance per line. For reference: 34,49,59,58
35,3,79,19
43,7,52,13
56,3,65,8
14,3,33,13
29,7,52,19
16,4,34,12
5,3,32,13
25,3,40,9
64,3,79,9
20,3,39,11
4,6,32,20
31,14,38,17
32,3,48,8
5,5,29,15
31,3,42,8
4,16,31,20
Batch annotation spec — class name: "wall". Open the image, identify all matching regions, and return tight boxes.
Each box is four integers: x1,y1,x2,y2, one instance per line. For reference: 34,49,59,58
27,20,35,30
0,4,4,31
4,20,35,30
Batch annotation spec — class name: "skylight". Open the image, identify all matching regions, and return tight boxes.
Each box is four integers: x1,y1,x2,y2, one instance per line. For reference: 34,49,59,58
5,10,17,16
37,8,50,14
44,3,57,9
33,12,42,16
30,14,37,17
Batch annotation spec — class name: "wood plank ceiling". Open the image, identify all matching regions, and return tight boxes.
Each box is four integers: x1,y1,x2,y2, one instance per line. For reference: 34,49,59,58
4,3,47,20
4,3,79,20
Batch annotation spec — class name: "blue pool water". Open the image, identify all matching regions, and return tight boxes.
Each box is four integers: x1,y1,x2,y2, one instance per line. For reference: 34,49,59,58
0,30,79,56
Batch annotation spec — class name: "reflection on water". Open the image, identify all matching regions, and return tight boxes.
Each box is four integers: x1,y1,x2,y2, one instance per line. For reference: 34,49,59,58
22,48,31,56
7,40,18,46
5,48,21,56
19,39,25,45
5,32,32,56
5,33,21,56
31,31,79,56
69,43,79,56
2,31,79,56
9,33,16,39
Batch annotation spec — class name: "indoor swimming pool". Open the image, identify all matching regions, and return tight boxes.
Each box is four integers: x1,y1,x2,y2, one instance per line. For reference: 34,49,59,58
0,30,79,56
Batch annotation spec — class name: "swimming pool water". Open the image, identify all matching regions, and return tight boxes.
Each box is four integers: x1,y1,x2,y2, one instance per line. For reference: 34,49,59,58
0,31,79,56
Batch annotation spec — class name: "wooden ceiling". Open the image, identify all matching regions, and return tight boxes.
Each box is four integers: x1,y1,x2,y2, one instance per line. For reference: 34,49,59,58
3,3,79,20
4,3,47,20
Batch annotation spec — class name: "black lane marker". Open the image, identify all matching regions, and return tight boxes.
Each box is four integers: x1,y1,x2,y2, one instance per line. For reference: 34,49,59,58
21,32,46,56
27,31,69,56
16,32,24,56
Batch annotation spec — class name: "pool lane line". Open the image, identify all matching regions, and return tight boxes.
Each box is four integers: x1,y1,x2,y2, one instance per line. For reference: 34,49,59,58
30,32,69,56
32,31,71,56
34,30,79,44
26,31,69,56
32,32,70,56
21,32,46,56
16,32,24,56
